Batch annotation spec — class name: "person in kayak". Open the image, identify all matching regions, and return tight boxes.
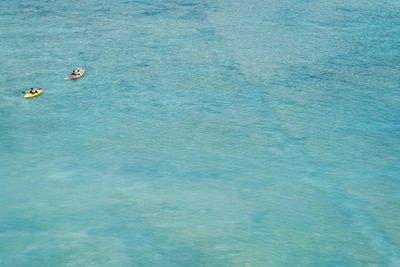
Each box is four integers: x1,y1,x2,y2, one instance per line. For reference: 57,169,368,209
71,69,81,76
29,88,37,94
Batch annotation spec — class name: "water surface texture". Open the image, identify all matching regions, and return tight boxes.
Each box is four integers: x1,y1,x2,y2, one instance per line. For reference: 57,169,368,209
1,0,400,266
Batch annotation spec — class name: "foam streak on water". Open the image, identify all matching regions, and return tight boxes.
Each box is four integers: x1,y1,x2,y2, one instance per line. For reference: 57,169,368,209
0,0,399,266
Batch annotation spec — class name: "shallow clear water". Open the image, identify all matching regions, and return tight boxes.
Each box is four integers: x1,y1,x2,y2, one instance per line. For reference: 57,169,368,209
1,0,400,266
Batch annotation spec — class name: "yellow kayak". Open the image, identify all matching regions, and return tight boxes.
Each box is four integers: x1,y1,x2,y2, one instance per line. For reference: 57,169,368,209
24,89,42,99
70,68,85,80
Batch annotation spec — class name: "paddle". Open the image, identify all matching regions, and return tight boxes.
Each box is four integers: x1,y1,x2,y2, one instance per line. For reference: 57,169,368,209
21,88,41,94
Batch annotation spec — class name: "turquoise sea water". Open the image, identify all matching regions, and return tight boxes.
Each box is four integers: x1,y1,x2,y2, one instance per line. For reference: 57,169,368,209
1,0,400,266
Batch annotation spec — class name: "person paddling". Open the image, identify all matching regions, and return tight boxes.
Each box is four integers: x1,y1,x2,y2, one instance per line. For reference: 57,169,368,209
68,67,84,80
71,69,81,76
